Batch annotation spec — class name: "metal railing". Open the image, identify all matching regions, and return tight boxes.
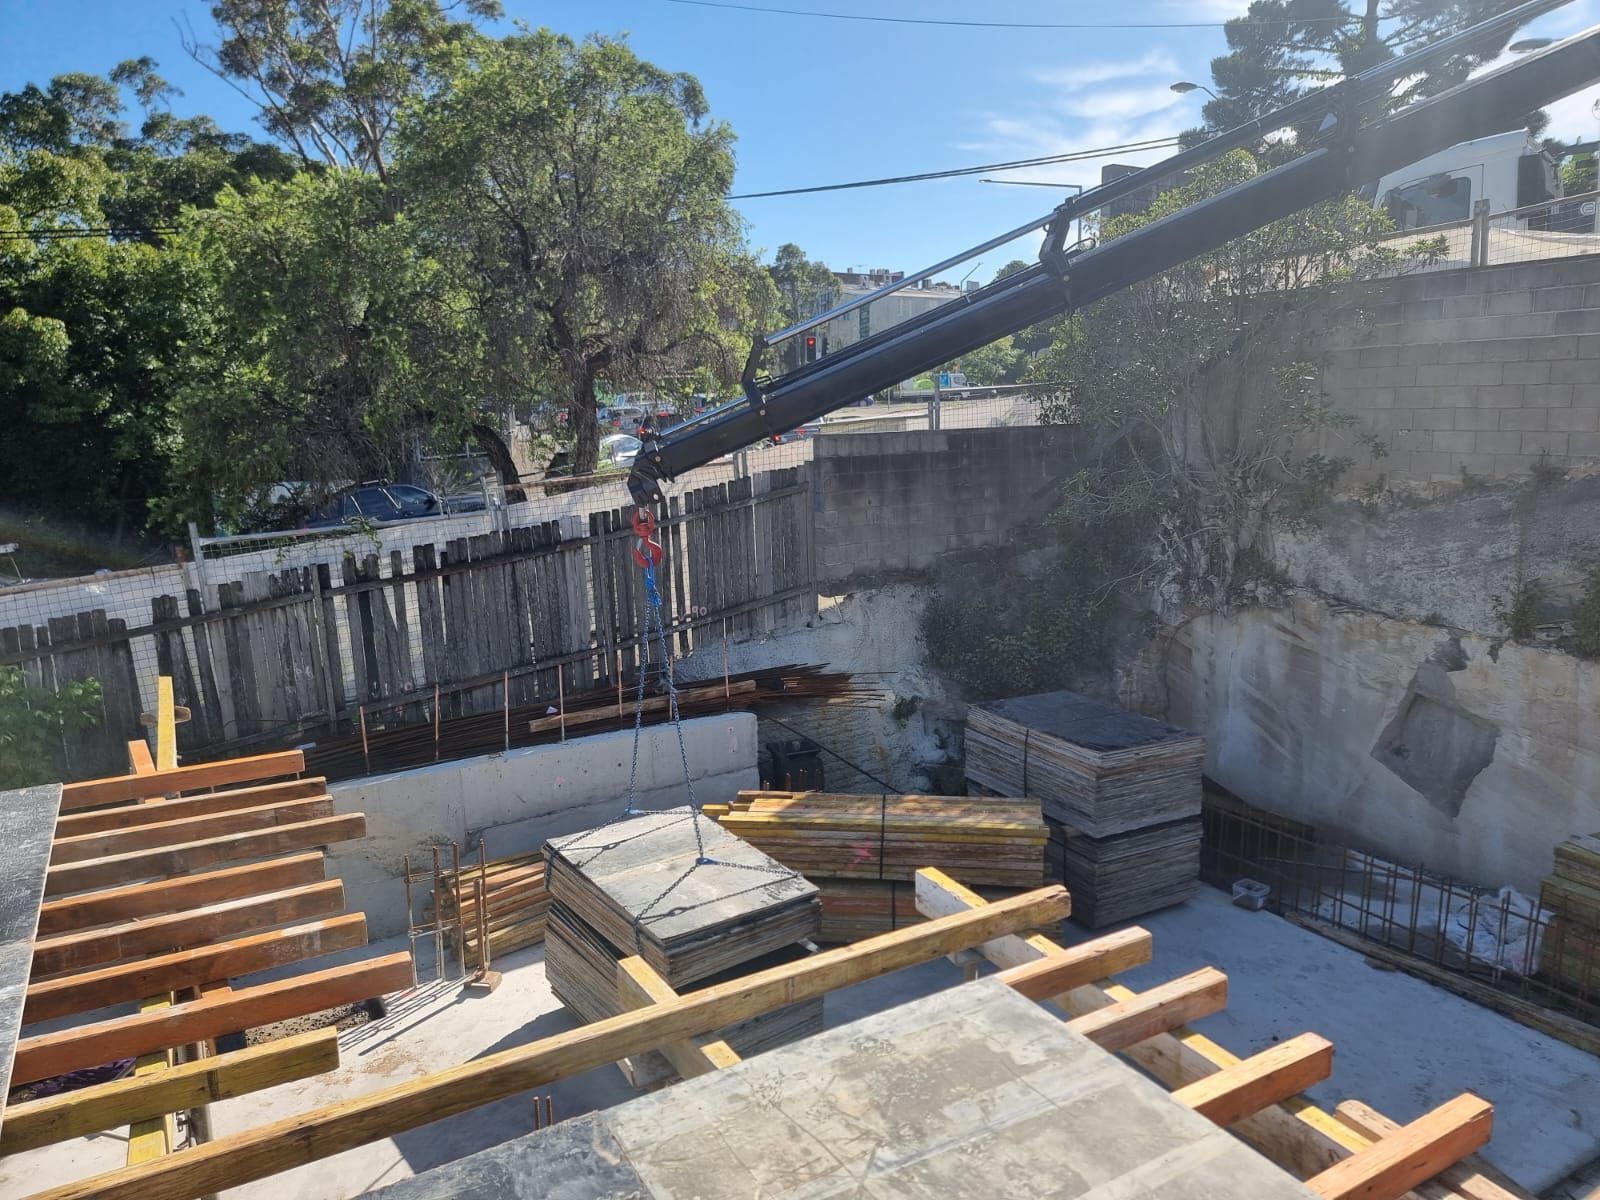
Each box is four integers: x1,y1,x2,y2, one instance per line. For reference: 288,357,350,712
1375,188,1600,273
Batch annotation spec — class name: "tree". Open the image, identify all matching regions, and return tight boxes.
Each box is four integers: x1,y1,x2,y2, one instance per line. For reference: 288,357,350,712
767,243,836,372
1031,149,1431,611
170,170,481,526
0,666,100,790
947,336,1024,386
0,64,302,538
185,0,501,183
399,32,775,476
1201,1,1533,137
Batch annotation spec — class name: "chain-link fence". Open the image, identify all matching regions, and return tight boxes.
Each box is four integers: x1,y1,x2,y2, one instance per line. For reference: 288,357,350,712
1374,189,1600,274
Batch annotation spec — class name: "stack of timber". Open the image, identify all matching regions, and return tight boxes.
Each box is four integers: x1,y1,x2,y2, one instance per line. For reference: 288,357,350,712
811,877,1041,943
4,747,410,1164
542,808,822,1087
437,852,551,970
300,664,880,782
705,790,1047,888
966,691,1204,928
1538,834,1600,991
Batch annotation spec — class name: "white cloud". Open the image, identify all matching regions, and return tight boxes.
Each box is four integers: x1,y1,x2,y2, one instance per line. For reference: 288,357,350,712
1059,86,1185,122
1034,50,1179,92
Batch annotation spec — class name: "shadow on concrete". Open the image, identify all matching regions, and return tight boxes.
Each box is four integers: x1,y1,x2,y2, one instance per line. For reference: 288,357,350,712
389,1006,637,1178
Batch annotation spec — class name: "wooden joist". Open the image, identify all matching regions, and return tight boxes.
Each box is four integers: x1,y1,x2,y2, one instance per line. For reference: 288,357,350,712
1173,1034,1336,1127
0,1029,339,1155
1307,1095,1494,1200
911,869,1454,1185
1064,967,1230,1053
36,853,327,938
25,913,367,1024
50,797,335,865
53,779,328,838
31,880,347,979
11,952,412,1086
60,750,306,811
26,886,1070,1200
992,927,1152,1000
615,956,741,1080
1333,1101,1529,1200
126,994,177,1164
126,740,156,776
44,814,365,897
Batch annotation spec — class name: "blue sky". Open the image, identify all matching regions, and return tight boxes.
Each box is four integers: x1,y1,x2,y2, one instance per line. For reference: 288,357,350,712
5,0,1600,284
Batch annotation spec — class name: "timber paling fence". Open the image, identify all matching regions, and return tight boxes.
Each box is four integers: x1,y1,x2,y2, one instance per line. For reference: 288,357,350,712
1,468,815,780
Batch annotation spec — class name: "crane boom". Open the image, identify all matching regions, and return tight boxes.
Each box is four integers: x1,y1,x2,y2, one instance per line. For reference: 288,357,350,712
628,4,1600,506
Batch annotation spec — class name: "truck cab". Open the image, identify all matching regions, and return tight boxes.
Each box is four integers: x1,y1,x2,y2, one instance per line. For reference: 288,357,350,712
1366,129,1570,230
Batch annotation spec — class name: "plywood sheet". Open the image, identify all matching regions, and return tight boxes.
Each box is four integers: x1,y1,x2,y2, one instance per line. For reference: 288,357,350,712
0,784,64,1133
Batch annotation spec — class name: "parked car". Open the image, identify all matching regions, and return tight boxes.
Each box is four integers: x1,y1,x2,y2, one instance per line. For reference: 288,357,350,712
604,404,647,432
600,433,642,467
303,481,443,528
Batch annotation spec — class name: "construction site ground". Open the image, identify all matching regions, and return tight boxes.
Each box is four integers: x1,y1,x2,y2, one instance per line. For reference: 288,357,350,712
4,884,1595,1200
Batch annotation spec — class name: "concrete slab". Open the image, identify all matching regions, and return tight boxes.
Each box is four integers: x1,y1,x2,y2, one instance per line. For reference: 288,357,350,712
0,783,60,1133
1078,886,1600,1193
364,979,1315,1200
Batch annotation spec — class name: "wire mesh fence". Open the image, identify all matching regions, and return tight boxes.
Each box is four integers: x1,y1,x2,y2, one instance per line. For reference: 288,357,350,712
1202,791,1600,1030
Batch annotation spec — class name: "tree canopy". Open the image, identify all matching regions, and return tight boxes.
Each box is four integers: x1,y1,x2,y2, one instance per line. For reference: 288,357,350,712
400,31,772,475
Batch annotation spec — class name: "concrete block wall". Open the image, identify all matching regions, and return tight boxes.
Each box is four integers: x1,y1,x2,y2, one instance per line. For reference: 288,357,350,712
1321,256,1600,484
811,426,1091,587
326,714,759,936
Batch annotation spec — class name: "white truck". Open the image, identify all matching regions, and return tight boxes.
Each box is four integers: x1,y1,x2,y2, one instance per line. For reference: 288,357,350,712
1365,128,1594,233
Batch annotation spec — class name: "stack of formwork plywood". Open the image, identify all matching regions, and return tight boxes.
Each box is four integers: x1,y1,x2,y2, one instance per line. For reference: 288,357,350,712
966,691,1204,928
437,851,550,970
542,808,822,1087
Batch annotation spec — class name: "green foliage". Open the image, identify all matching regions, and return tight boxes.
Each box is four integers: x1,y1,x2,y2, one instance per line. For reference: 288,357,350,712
400,31,774,476
1031,148,1405,608
1562,152,1597,197
921,580,1106,701
948,335,1025,386
767,244,836,371
188,0,501,180
1200,1,1531,136
1492,572,1544,641
0,666,101,790
1574,566,1600,658
170,170,481,528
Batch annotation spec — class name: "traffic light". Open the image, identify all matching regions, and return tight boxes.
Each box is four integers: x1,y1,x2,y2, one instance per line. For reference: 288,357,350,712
805,335,817,363
820,334,829,357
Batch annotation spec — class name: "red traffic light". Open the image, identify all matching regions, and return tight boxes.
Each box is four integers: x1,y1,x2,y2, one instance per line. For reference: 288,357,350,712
805,336,816,347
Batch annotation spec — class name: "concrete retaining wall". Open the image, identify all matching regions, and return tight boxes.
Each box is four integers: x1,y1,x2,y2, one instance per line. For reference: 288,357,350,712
1149,594,1600,890
327,714,759,937
811,426,1091,586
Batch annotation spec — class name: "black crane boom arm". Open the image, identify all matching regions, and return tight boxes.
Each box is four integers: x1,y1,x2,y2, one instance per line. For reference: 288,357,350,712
628,11,1600,506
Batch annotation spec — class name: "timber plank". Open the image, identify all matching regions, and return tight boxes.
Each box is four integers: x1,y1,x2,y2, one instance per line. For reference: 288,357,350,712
1064,967,1229,1052
60,751,306,811
26,887,1070,1200
44,814,365,897
992,927,1153,1000
1,1028,340,1155
1173,1033,1336,1127
1307,1095,1494,1200
912,868,1388,1183
36,853,326,938
50,796,334,865
615,956,741,1080
30,880,347,978
53,778,328,838
25,913,367,1023
12,952,412,1085
1333,1101,1529,1200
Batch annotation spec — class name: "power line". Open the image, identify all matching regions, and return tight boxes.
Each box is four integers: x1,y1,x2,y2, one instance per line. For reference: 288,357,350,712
730,135,1183,199
666,0,1390,30
0,226,177,241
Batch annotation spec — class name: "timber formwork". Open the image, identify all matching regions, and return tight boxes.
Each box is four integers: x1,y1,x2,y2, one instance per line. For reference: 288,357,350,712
0,741,408,1175
0,865,1530,1200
